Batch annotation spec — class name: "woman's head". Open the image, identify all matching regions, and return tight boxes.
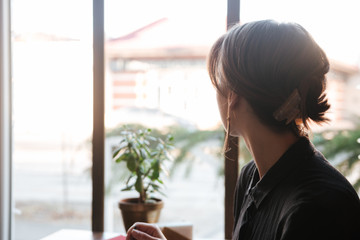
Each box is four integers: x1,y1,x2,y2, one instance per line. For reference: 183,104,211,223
208,20,330,136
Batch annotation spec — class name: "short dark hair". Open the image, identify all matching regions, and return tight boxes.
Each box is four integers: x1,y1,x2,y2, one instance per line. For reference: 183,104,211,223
207,20,330,135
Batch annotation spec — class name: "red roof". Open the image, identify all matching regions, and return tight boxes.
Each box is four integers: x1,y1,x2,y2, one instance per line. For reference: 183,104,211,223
106,17,226,59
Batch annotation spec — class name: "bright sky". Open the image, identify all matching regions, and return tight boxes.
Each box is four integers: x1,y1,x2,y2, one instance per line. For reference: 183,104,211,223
11,0,360,65
241,0,360,66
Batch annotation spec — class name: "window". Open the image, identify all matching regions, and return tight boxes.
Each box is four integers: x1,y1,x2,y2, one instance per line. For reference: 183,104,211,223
11,0,93,239
103,0,228,237
2,0,359,239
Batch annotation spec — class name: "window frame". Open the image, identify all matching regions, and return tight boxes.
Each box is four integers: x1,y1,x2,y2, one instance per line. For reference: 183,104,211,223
0,0,13,239
92,0,105,232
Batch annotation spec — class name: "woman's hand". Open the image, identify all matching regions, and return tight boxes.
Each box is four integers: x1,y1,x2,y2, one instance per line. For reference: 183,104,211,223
126,222,167,240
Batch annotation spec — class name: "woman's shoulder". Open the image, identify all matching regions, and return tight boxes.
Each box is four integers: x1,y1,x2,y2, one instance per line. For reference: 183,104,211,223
279,145,360,213
300,149,359,197
234,161,256,201
280,195,360,239
287,148,359,203
240,160,256,180
280,161,360,239
237,160,256,188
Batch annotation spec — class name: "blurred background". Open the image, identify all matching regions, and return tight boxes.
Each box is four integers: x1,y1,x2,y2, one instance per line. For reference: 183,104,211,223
11,0,360,239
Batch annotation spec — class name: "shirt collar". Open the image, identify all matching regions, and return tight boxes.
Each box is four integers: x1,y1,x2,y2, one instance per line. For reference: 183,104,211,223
246,137,316,208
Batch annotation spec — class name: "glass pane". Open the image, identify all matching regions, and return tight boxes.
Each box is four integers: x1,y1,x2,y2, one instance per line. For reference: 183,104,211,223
11,0,93,239
104,0,227,238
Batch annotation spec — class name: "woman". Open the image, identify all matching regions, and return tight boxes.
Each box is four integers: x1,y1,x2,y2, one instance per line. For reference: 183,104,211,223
126,20,360,240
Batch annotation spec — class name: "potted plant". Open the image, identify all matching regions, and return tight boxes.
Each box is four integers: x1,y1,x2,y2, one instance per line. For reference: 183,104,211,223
112,127,174,231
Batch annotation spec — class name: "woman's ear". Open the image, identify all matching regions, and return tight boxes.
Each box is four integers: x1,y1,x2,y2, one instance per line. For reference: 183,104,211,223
228,91,241,110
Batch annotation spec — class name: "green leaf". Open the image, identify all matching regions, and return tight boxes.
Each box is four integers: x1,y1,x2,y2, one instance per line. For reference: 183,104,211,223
150,151,158,158
135,177,142,193
112,148,121,158
157,190,167,197
139,165,146,174
115,152,130,163
151,170,159,180
133,148,141,159
121,184,134,191
149,182,160,190
140,148,148,159
147,136,156,141
127,157,137,172
151,163,160,180
125,175,133,185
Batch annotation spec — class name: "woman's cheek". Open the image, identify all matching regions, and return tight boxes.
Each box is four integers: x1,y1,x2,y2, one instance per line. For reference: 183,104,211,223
216,91,228,130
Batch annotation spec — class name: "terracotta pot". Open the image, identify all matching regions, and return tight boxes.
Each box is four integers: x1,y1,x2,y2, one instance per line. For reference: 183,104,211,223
119,197,164,231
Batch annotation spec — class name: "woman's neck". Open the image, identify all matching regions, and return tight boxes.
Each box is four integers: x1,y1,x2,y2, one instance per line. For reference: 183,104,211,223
242,126,299,179
230,97,299,178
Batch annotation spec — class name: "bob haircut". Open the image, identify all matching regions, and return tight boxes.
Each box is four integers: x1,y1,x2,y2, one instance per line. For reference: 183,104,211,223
207,20,330,135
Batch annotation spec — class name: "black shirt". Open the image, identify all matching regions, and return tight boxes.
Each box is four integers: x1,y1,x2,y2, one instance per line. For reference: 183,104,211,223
233,137,360,240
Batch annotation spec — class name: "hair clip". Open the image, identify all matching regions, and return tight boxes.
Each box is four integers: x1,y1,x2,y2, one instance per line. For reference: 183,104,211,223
273,89,301,125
